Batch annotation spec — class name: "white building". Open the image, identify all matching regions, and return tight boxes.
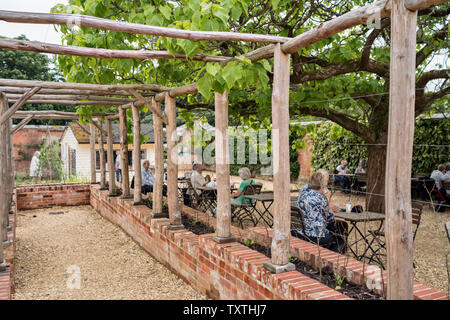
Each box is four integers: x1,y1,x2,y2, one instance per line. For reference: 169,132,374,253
60,122,157,180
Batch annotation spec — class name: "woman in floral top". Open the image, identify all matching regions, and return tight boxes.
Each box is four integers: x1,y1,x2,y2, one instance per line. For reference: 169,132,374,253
292,169,347,253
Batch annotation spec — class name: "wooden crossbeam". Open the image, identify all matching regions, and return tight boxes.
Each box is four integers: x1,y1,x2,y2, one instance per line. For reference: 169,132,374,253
8,99,125,106
0,38,234,64
0,10,291,44
0,78,170,92
0,86,40,125
11,110,114,120
6,93,136,103
0,86,154,97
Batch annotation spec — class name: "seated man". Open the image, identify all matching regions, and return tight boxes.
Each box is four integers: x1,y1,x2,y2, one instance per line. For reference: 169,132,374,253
190,162,207,195
430,164,448,203
292,169,347,253
354,160,366,174
141,160,155,195
334,160,351,193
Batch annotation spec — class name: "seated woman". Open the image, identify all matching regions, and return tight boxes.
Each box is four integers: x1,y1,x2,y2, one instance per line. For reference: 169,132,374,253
292,169,348,253
230,167,256,207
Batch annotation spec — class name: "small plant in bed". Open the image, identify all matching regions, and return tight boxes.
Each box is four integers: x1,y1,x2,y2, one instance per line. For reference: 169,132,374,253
240,240,382,300
182,214,215,235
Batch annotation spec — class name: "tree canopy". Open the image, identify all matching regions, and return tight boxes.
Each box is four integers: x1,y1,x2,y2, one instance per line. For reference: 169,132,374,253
50,0,449,132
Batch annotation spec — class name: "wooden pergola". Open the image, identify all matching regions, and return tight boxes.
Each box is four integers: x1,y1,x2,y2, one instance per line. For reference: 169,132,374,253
0,0,447,299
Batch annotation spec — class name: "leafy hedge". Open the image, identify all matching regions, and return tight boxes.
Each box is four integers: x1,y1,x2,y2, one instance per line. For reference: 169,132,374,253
309,119,449,174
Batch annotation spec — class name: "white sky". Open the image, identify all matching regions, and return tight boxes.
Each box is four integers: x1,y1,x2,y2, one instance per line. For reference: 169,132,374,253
0,0,69,44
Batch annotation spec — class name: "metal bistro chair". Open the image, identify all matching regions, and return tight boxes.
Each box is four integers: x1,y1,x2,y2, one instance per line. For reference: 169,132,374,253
290,205,339,251
368,201,424,269
354,173,367,195
185,180,204,210
231,182,262,229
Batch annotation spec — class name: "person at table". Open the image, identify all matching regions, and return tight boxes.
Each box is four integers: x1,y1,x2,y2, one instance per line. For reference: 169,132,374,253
139,160,167,197
115,150,122,183
444,163,450,196
205,175,217,188
430,164,448,202
141,160,154,195
334,160,351,193
354,160,366,174
293,169,348,253
190,162,207,195
230,167,256,207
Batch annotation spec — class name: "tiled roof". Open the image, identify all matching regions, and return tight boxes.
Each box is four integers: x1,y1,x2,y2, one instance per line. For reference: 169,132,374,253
68,122,155,144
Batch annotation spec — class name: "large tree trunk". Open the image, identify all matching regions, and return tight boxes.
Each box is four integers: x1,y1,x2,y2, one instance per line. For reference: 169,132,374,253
366,142,387,213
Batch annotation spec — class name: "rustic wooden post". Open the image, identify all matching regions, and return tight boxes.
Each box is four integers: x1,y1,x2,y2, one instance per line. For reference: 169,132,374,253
151,97,166,218
131,103,142,205
385,0,417,300
8,118,15,212
213,91,235,243
263,44,295,273
106,118,119,196
165,93,183,229
6,118,13,227
0,92,10,245
97,124,107,190
89,123,97,184
119,107,131,198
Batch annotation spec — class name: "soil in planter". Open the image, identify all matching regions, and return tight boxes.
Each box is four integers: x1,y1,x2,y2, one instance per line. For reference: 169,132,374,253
242,241,382,300
182,215,215,235
142,198,169,214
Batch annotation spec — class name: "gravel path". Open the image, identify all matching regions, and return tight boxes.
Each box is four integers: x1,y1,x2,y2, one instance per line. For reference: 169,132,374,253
12,205,206,300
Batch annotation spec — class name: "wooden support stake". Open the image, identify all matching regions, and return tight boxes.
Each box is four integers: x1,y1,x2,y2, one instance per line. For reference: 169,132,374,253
0,86,40,125
151,98,165,217
127,89,168,125
6,118,13,221
92,119,108,136
385,0,417,300
119,108,131,198
0,93,9,243
131,103,142,205
165,93,183,229
106,118,118,196
97,123,107,190
263,44,295,274
213,91,235,243
89,123,96,184
11,114,33,135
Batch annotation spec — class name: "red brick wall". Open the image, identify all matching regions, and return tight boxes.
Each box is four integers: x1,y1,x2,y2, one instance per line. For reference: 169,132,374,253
12,127,64,174
15,183,90,210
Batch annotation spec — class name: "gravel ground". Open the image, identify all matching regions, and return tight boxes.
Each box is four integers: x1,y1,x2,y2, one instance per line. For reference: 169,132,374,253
12,205,206,300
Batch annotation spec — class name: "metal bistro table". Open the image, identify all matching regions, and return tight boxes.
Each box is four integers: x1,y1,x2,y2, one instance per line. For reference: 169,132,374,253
333,211,385,262
243,192,299,227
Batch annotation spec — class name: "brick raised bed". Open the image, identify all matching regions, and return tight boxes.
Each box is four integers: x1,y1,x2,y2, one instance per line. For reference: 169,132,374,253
15,183,91,210
6,183,448,301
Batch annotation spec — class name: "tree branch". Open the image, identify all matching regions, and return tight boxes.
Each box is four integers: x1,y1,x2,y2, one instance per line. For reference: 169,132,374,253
291,105,374,143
